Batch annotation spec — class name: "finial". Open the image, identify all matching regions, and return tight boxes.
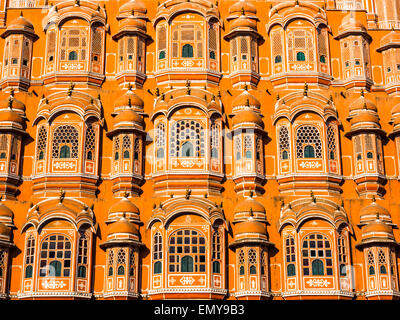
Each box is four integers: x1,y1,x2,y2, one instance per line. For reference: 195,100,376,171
123,191,129,198
217,90,221,98
249,190,254,198
303,83,308,96
244,83,248,91
310,190,316,203
19,11,23,17
10,88,14,97
360,88,364,97
7,97,13,109
372,195,376,203
249,207,254,217
161,92,165,101
67,82,75,96
75,0,80,6
246,97,250,107
59,189,65,203
185,187,191,199
376,211,380,220
128,82,133,91
276,94,280,101
241,7,245,16
155,87,160,97
204,193,208,198
185,80,191,95
281,198,285,208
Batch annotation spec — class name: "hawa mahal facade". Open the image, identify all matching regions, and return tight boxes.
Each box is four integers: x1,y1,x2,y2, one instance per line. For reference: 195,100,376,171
0,0,400,300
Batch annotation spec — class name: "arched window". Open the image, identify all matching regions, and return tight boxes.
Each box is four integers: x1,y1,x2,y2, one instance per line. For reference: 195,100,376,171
0,135,7,160
60,145,71,159
327,125,337,160
77,230,89,279
297,51,306,61
210,51,216,59
156,122,166,159
172,24,203,59
275,55,282,63
168,229,206,273
134,138,140,161
378,249,388,275
304,145,315,158
181,256,194,272
182,44,194,58
248,249,257,275
24,235,35,279
212,231,222,274
60,28,88,62
85,124,96,161
117,249,126,276
159,50,166,59
279,126,290,160
114,136,120,161
154,261,162,274
108,249,114,276
36,126,47,161
39,235,72,278
302,233,332,276
170,120,205,158
312,259,324,276
244,136,253,159
52,125,79,159
122,135,131,159
210,122,220,160
153,232,163,274
367,249,375,275
338,234,348,276
238,249,245,275
296,125,322,159
285,235,296,276
181,141,194,157
235,136,242,160
68,51,78,61
129,249,136,277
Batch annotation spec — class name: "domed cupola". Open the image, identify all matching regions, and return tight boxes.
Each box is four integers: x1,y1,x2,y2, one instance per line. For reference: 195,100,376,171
224,1,263,87
100,195,144,299
113,0,150,87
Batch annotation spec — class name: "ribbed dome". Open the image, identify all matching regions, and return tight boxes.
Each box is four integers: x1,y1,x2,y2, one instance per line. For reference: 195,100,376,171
337,14,367,37
360,201,391,225
235,219,267,236
0,202,13,218
229,1,257,15
379,30,400,49
109,197,140,215
232,90,261,110
232,109,264,128
113,109,144,128
350,111,380,127
108,216,139,236
114,90,144,110
0,108,24,125
361,219,395,244
119,0,147,15
7,14,34,31
234,198,265,215
230,16,257,32
119,17,147,31
349,96,377,114
0,96,25,112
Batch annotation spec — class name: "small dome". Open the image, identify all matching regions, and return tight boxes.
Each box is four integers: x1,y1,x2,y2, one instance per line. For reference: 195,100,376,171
337,14,368,37
113,109,144,128
350,111,380,127
229,1,257,15
360,201,392,225
0,96,25,112
230,16,257,32
232,109,264,128
0,202,13,218
109,197,140,215
108,216,139,236
114,90,144,110
235,219,267,237
0,108,24,125
379,30,400,50
234,197,265,215
119,17,147,32
8,14,34,31
349,96,377,114
119,0,147,15
232,90,261,110
361,220,395,244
